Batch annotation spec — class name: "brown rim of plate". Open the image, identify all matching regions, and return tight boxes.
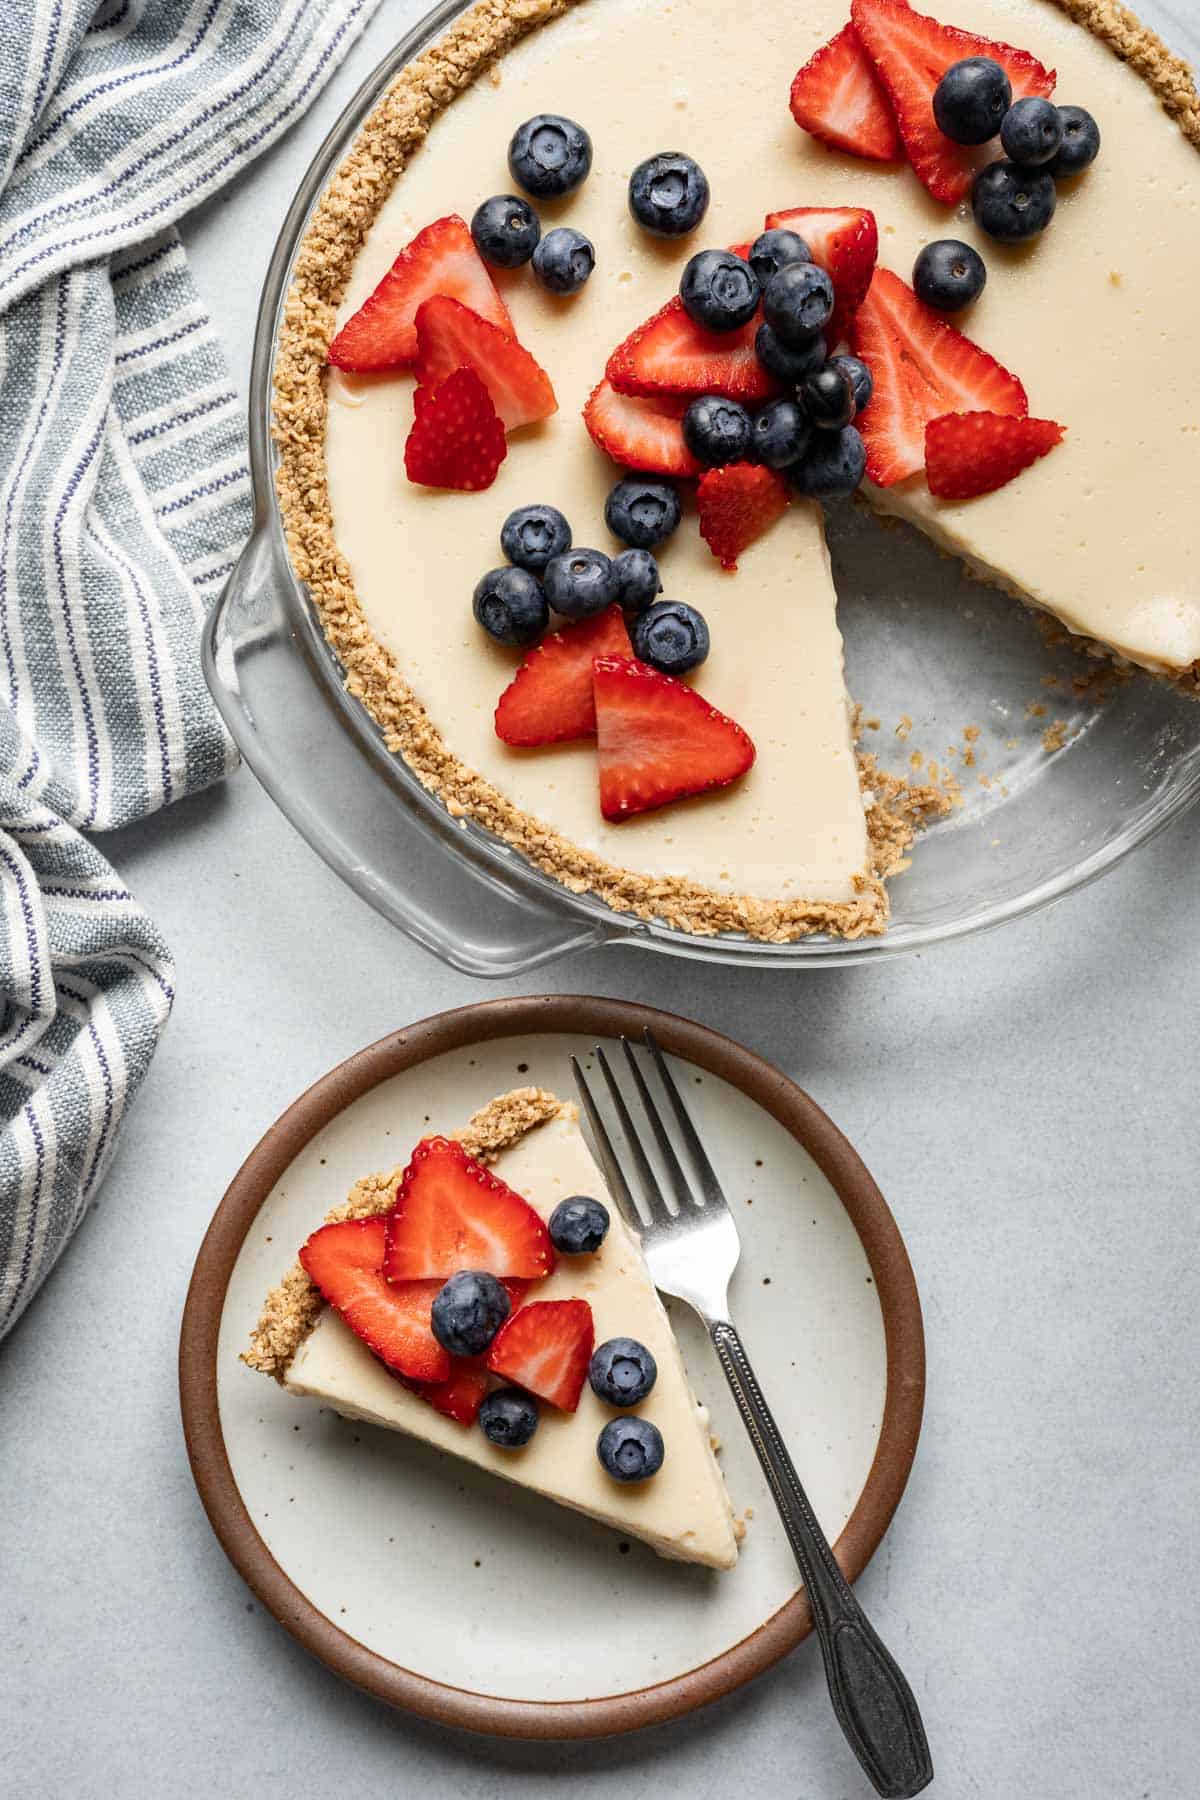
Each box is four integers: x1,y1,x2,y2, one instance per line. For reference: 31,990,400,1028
179,993,925,1740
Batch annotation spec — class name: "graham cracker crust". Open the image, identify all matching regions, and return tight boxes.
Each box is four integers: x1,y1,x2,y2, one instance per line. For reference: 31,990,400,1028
270,0,1200,941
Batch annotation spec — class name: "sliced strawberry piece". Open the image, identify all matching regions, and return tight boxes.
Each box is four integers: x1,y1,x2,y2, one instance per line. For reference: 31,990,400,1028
583,379,701,478
925,410,1065,499
414,295,556,432
850,267,1027,485
486,1299,594,1412
851,0,1055,204
697,463,790,572
328,215,513,372
606,296,777,405
789,23,901,163
403,366,507,492
593,655,756,821
495,606,632,746
763,205,878,349
404,1358,493,1425
383,1136,555,1282
299,1218,449,1383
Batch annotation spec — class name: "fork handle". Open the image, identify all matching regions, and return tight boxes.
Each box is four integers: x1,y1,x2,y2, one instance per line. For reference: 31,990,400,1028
710,1321,933,1798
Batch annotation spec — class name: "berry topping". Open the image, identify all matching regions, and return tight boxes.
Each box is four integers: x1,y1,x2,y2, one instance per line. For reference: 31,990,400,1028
583,380,701,478
999,95,1063,166
501,503,571,573
628,152,710,237
790,425,867,500
748,228,812,288
697,461,790,571
548,1195,611,1255
971,160,1056,242
762,262,835,345
604,477,682,549
755,323,827,387
532,226,596,295
679,249,760,334
383,1136,556,1282
850,0,1055,205
607,294,775,406
849,266,1027,485
494,605,631,745
802,362,857,431
832,353,874,413
414,296,556,432
544,547,619,620
789,21,902,163
682,393,754,467
328,215,513,372
487,1298,595,1411
924,410,1065,499
632,601,710,676
932,56,1012,146
430,1270,512,1356
1047,105,1100,177
611,548,662,613
589,1337,658,1407
404,367,507,492
593,654,755,820
478,1386,539,1448
597,1416,665,1483
751,396,811,470
763,205,879,350
470,194,540,269
474,565,549,647
407,1360,493,1426
508,113,592,198
299,1217,449,1383
912,239,987,312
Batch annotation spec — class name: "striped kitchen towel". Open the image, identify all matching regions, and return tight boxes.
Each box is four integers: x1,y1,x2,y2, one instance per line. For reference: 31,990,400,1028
0,0,380,1340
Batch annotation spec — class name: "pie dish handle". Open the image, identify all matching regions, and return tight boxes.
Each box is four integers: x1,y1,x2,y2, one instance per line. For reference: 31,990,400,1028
203,529,616,976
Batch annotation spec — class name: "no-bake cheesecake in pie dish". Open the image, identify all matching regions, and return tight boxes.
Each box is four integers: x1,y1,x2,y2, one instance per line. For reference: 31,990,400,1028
245,1088,741,1569
272,0,1200,943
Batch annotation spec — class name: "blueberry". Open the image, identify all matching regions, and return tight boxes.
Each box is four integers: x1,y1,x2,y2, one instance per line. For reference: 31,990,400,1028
532,226,595,295
478,1387,539,1449
508,113,592,198
972,160,1057,241
999,96,1063,167
589,1337,658,1407
548,1195,611,1254
430,1270,511,1357
1047,105,1100,177
473,566,548,646
597,1416,665,1482
832,354,874,413
932,56,1012,146
679,249,760,333
611,548,662,613
790,425,867,500
501,503,571,573
604,478,682,549
755,323,827,386
748,227,812,287
628,152,709,237
470,194,540,269
632,601,709,676
762,262,835,345
801,363,856,431
682,393,754,466
912,239,987,311
751,397,810,470
543,548,618,619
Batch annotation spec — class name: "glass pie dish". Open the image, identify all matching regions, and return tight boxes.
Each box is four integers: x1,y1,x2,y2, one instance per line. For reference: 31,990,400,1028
203,0,1200,978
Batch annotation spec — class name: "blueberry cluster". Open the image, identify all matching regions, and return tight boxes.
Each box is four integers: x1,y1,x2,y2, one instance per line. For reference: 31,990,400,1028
471,114,596,297
932,59,1100,244
590,1337,665,1483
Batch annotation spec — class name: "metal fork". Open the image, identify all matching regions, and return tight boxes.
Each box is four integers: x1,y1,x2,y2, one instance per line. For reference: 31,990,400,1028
573,1031,932,1800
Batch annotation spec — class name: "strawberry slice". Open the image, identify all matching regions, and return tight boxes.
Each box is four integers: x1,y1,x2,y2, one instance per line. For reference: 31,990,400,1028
403,366,507,491
403,1358,493,1425
583,379,701,478
851,0,1055,204
925,410,1065,498
763,205,878,349
328,215,513,372
697,463,790,572
383,1136,555,1282
299,1218,449,1382
850,267,1027,485
789,22,902,163
593,655,756,821
495,606,632,746
606,295,777,405
486,1299,594,1412
414,296,556,432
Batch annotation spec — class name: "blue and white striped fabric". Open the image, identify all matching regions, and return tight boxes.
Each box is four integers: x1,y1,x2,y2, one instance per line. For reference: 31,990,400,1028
0,0,379,1339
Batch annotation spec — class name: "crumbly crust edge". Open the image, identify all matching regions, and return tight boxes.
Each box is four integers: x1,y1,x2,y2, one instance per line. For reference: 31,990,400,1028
270,0,1200,944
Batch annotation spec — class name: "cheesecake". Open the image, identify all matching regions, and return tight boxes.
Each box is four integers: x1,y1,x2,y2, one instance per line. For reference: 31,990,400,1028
273,0,1200,940
245,1088,741,1571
